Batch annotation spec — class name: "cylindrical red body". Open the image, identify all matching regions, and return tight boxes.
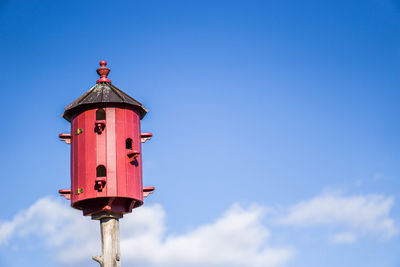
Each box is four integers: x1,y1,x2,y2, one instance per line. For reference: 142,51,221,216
70,104,143,216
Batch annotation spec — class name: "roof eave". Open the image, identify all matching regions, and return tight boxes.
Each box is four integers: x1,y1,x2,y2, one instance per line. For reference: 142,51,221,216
62,102,148,122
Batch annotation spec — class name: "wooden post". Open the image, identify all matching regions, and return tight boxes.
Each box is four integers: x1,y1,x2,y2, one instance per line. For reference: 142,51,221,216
92,212,123,267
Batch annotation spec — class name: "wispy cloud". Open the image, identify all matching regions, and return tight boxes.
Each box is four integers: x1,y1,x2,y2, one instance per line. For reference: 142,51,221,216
373,172,384,180
277,191,397,241
0,198,293,267
330,232,357,244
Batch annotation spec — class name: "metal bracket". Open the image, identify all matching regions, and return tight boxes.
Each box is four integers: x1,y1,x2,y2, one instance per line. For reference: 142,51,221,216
75,188,84,195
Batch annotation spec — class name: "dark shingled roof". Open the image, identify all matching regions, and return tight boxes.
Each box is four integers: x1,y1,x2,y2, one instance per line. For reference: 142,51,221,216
62,82,148,121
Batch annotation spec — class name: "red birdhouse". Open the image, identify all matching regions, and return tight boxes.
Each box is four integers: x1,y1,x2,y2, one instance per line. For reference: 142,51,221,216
59,61,154,216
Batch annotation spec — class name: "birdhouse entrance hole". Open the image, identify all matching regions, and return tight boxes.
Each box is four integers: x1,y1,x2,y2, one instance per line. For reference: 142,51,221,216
97,165,106,177
126,138,133,150
96,109,106,120
95,165,107,191
95,109,106,134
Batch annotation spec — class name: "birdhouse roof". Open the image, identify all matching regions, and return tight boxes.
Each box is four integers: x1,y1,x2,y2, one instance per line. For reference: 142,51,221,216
62,82,148,121
62,61,148,122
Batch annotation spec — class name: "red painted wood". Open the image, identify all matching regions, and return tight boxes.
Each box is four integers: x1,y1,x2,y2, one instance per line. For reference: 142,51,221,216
75,112,86,202
59,189,71,200
143,187,155,198
116,107,127,197
71,114,78,203
106,108,117,196
125,108,143,202
85,109,96,199
135,110,143,202
96,108,107,198
78,113,86,202
68,106,148,216
96,61,111,83
60,61,153,216
125,109,135,198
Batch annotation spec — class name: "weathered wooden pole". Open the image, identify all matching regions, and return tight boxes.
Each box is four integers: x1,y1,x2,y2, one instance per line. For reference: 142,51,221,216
92,213,122,267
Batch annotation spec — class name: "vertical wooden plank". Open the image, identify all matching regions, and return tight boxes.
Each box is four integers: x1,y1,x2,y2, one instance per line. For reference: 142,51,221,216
77,112,86,202
86,109,97,199
71,115,78,203
96,108,107,198
125,108,135,198
125,109,142,201
115,107,127,197
106,108,117,196
134,110,143,201
73,113,80,202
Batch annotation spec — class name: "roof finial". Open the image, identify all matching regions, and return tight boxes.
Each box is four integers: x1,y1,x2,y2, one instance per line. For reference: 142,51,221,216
96,60,111,83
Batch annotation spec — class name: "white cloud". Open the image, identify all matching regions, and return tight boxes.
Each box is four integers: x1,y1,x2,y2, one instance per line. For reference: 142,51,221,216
0,198,293,267
277,191,397,241
1,191,396,266
330,232,357,244
0,198,99,261
121,203,293,267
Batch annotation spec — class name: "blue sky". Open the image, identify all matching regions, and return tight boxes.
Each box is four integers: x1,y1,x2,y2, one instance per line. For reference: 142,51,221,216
1,0,400,266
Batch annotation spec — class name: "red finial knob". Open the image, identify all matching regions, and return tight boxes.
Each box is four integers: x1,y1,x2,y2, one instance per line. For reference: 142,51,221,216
96,60,111,83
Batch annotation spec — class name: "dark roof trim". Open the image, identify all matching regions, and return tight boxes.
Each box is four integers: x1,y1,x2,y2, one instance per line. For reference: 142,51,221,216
62,83,148,121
